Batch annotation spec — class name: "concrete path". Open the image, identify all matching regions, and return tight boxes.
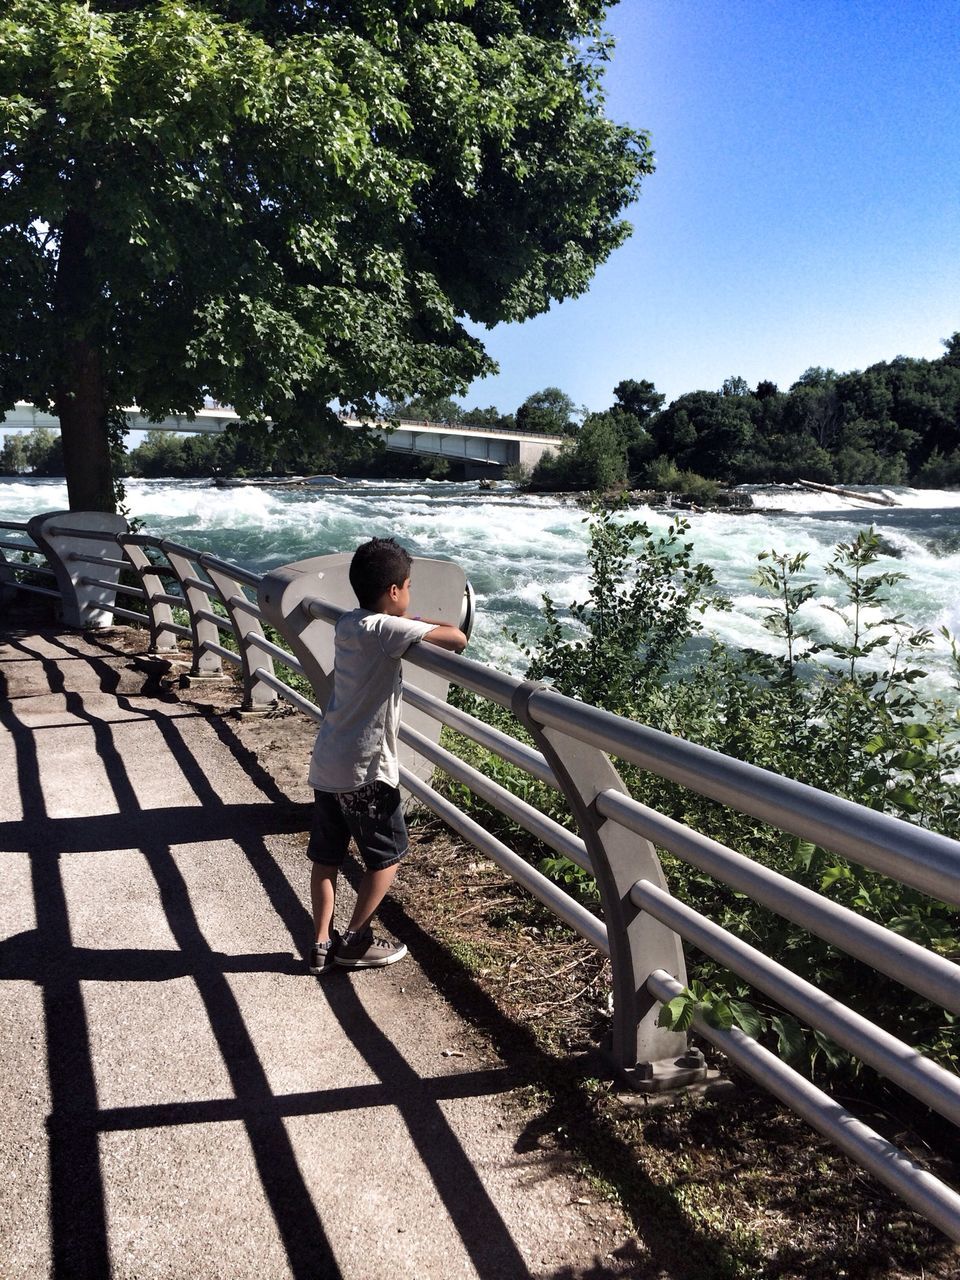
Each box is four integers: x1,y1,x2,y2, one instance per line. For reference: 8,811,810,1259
0,616,634,1280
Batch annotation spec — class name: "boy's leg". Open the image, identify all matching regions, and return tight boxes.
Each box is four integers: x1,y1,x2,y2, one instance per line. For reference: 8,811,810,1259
311,862,338,943
306,792,350,973
345,863,400,935
335,783,408,968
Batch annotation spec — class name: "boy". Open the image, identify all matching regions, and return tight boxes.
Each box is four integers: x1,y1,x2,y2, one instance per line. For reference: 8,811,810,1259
307,537,467,973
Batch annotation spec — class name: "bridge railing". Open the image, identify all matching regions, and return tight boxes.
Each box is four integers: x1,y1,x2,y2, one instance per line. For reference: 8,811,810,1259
3,510,960,1242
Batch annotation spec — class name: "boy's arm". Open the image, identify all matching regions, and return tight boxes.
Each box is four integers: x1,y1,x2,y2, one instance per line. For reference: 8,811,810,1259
414,618,468,652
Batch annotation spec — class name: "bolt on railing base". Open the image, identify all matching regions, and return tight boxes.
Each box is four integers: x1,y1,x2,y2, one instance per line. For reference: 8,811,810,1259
607,1040,709,1093
618,1070,734,1110
233,702,279,719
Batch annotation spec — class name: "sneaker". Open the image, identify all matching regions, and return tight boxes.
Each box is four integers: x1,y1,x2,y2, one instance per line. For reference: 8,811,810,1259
309,933,340,975
334,928,407,969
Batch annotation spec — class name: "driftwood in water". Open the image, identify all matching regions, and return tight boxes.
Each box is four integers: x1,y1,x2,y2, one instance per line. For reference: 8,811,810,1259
796,479,897,507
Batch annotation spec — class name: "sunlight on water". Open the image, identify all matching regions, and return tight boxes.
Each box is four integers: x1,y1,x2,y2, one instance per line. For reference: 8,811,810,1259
3,476,959,692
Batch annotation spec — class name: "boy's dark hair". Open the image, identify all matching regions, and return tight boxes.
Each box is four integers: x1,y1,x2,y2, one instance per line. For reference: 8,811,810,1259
349,537,413,609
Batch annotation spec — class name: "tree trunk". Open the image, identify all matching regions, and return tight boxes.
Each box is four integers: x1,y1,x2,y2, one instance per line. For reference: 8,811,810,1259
53,209,116,513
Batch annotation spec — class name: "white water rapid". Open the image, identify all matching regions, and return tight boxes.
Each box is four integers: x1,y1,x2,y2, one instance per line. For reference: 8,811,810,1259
3,477,959,694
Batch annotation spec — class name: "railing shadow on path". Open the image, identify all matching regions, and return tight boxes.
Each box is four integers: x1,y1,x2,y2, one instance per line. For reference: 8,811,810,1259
0,627,563,1279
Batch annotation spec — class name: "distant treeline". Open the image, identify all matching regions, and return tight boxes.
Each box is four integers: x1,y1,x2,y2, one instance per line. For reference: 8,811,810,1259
4,337,960,489
528,335,960,494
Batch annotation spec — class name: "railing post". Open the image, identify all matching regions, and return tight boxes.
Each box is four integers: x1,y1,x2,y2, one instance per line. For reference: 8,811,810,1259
200,558,277,714
26,511,128,627
0,548,17,604
511,680,703,1092
117,536,180,655
160,545,223,680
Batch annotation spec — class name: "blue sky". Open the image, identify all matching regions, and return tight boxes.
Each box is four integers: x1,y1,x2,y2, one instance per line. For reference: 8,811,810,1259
462,0,960,414
6,1,958,441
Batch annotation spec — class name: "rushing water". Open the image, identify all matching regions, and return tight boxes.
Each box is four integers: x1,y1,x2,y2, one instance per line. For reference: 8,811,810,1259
3,476,959,694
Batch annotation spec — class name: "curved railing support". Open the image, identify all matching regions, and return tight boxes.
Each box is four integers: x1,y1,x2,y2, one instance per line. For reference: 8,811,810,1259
511,679,698,1090
201,559,277,713
27,511,128,627
161,544,223,680
118,535,181,655
0,547,18,604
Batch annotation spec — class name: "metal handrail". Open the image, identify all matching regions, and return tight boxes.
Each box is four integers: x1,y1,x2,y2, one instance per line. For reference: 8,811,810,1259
69,552,129,570
598,789,960,1014
400,767,609,955
193,606,237,633
180,575,218,597
110,604,151,624
197,553,262,590
15,564,56,579
252,665,323,720
522,686,960,907
203,640,241,666
81,576,146,599
634,879,960,1126
399,721,591,872
401,683,557,788
46,524,119,541
245,633,305,675
13,583,60,599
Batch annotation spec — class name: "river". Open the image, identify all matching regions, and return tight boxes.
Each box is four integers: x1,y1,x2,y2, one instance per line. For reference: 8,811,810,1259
2,476,959,694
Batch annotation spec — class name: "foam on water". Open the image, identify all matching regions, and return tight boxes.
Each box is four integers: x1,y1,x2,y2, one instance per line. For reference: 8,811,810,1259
3,476,957,688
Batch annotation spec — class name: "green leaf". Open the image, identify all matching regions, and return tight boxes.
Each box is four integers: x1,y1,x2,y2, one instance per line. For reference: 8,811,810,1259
812,1030,846,1071
707,999,735,1031
903,722,938,742
887,785,920,813
792,839,817,871
821,863,853,890
657,995,694,1032
728,1000,764,1038
888,750,930,770
771,1014,807,1066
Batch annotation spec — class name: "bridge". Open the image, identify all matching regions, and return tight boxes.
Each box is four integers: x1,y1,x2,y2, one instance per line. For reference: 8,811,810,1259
3,402,566,477
2,511,960,1276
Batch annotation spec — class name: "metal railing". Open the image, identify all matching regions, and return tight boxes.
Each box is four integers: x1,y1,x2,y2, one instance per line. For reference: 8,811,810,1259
3,509,959,1241
0,520,62,600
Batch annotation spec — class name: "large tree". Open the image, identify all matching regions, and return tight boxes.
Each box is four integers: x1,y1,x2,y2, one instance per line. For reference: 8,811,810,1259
0,0,650,510
515,385,579,435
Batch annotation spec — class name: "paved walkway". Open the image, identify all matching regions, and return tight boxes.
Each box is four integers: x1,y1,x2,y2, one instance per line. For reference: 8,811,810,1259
0,614,633,1280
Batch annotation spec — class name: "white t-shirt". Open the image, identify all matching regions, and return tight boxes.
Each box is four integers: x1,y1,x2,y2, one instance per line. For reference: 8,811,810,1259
308,610,435,792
